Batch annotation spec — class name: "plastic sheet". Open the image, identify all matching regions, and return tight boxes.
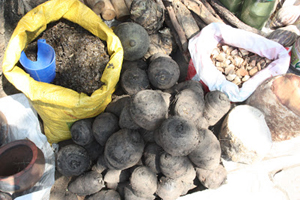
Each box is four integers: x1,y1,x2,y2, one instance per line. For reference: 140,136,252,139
188,22,290,102
0,93,55,200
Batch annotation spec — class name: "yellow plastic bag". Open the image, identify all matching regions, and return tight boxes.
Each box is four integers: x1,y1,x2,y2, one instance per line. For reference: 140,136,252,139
2,0,124,144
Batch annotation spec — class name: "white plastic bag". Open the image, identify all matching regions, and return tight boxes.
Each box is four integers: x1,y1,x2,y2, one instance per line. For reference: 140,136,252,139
0,93,55,200
188,23,290,102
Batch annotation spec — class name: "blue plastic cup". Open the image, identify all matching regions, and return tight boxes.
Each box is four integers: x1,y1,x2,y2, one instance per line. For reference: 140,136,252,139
20,39,56,83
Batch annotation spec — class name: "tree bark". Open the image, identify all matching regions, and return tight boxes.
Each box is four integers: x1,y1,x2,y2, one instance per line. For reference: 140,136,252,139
181,0,224,25
164,2,188,52
208,0,265,36
172,0,200,39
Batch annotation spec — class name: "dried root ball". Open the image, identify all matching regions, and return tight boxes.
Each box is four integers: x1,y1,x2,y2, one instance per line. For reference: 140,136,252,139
130,166,158,198
83,140,104,162
104,169,130,185
144,28,176,60
179,163,197,195
148,55,180,90
194,116,209,131
56,144,91,176
156,116,200,156
156,176,184,200
104,129,145,170
156,90,172,109
196,164,227,189
92,112,120,146
86,189,121,200
188,129,221,170
172,88,205,124
130,90,168,131
114,22,150,61
143,142,163,174
130,0,165,34
203,90,231,126
119,104,141,130
160,152,193,179
120,67,150,95
105,95,131,117
121,59,148,73
68,170,105,196
219,105,272,164
166,80,205,97
124,185,155,200
70,118,94,146
93,154,108,174
139,128,155,143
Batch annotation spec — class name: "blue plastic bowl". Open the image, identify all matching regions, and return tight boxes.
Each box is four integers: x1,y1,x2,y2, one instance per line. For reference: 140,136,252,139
20,39,56,83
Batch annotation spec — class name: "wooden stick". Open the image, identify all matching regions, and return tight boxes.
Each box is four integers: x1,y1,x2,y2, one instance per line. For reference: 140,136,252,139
84,0,97,7
208,0,265,36
163,1,188,52
198,0,222,20
172,0,200,39
93,0,116,20
191,12,207,29
165,15,191,62
181,0,224,25
158,0,190,61
110,0,130,21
